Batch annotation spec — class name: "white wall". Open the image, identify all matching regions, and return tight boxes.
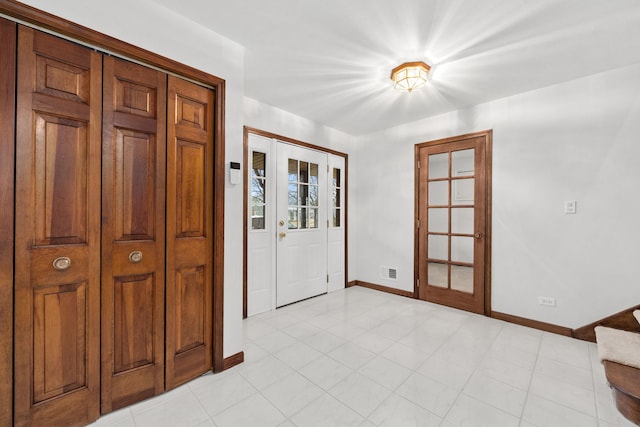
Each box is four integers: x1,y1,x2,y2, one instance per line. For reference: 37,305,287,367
18,0,246,358
353,63,640,328
244,97,356,155
16,0,640,338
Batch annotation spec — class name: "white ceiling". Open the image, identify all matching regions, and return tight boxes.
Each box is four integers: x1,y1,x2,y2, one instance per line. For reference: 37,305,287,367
153,0,640,135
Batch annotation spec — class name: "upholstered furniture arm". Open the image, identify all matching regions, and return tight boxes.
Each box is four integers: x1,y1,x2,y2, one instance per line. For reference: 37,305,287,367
595,326,640,369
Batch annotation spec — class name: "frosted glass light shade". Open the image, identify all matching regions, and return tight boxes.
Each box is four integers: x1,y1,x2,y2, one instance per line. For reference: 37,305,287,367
390,61,430,92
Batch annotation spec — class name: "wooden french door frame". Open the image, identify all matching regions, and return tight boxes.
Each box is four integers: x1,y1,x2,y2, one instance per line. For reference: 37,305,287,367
242,127,349,318
414,130,492,315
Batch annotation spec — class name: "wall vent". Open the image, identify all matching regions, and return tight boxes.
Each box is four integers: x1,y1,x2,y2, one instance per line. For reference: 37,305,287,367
380,266,398,280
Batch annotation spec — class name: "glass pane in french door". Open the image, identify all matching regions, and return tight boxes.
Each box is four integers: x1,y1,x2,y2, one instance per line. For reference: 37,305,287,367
426,148,475,293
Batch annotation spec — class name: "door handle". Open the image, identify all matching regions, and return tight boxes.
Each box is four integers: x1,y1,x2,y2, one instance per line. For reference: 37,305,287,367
279,220,285,226
128,250,143,263
279,232,286,238
475,232,483,239
52,257,71,271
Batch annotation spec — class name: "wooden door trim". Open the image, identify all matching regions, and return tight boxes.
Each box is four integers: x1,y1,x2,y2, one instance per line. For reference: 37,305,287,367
1,3,226,373
0,1,223,87
242,126,349,318
414,130,492,315
0,16,15,427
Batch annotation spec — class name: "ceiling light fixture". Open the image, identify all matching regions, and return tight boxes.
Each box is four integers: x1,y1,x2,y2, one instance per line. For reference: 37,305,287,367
390,61,431,93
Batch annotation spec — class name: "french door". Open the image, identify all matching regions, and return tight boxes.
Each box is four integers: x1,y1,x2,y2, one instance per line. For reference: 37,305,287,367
416,131,491,314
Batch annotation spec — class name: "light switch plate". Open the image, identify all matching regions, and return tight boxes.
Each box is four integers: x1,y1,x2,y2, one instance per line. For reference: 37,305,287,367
564,200,576,214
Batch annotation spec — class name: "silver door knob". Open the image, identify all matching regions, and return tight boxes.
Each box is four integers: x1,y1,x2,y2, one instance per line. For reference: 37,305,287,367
128,250,143,263
52,257,71,271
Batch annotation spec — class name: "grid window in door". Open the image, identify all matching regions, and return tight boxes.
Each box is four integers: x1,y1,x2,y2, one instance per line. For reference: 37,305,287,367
426,148,475,293
287,158,319,229
251,151,266,230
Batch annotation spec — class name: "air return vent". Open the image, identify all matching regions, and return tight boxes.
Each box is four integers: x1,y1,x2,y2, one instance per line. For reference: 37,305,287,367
380,266,397,280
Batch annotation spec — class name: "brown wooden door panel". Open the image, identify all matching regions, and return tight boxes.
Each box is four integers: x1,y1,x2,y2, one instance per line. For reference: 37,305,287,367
0,17,16,427
14,26,102,427
101,56,167,413
33,282,88,403
33,113,89,245
166,76,214,389
416,132,491,315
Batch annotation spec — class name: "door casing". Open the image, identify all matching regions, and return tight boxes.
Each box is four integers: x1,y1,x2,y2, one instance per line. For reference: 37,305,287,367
243,127,348,318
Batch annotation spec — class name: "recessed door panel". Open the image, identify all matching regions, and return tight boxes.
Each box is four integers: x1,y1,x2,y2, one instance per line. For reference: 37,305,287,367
176,140,206,237
35,55,90,103
14,26,101,427
175,266,206,353
33,282,87,403
113,274,155,373
101,56,166,413
34,114,89,245
115,130,157,241
166,75,213,389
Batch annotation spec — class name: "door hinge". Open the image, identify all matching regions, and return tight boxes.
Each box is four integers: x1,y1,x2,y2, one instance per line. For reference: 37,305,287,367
416,279,419,288
327,219,329,227
327,164,330,172
417,161,420,169
327,274,329,283
417,220,420,228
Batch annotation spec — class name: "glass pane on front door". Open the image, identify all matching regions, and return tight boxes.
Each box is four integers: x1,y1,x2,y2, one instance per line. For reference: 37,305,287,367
331,167,341,228
251,151,267,230
287,157,319,230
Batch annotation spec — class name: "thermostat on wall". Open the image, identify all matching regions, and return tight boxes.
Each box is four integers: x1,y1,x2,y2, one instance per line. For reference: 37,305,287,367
229,162,241,185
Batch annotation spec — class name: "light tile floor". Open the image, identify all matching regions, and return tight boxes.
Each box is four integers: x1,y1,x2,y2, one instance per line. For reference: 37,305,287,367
90,286,637,427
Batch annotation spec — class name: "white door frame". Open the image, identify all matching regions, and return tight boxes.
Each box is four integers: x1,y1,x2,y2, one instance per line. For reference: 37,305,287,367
244,129,347,317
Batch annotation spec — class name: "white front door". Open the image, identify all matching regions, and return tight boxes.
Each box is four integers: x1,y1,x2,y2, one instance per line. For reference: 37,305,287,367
276,143,328,307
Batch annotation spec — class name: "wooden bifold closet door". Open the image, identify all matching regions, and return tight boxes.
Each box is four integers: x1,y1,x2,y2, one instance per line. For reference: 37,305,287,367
101,56,167,413
13,25,216,426
14,26,102,427
165,76,214,389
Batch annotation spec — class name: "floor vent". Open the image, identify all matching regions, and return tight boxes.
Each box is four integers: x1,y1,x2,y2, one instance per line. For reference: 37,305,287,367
380,266,398,280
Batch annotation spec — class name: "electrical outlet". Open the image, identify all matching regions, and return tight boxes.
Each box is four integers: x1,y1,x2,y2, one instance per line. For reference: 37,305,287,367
538,296,556,307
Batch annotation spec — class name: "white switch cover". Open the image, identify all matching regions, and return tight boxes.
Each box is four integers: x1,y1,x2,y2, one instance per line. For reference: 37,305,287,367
564,200,577,214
